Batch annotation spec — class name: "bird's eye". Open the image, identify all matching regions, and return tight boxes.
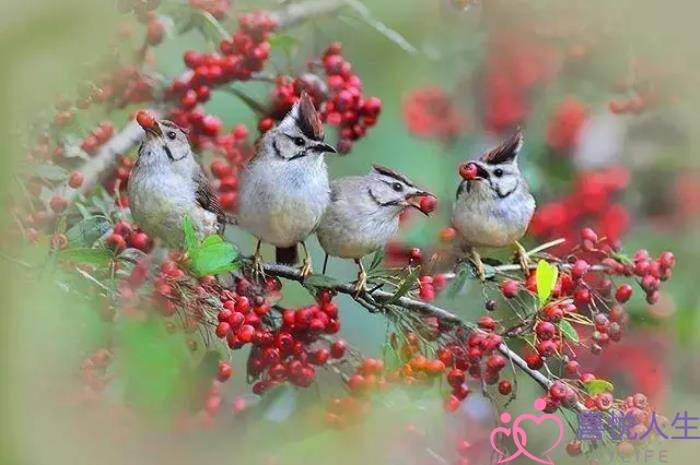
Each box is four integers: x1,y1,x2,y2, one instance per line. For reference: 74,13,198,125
293,137,305,147
167,131,177,140
392,182,403,192
494,168,504,178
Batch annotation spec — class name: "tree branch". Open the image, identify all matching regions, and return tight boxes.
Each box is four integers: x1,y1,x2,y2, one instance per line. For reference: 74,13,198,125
270,0,350,29
261,261,584,409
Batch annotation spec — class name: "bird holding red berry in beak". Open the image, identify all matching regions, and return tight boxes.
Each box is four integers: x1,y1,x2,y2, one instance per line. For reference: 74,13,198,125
128,111,226,249
316,165,435,295
237,92,337,278
452,129,535,280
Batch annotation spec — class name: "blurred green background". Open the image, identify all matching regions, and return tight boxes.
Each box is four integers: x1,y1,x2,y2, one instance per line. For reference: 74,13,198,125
2,1,700,464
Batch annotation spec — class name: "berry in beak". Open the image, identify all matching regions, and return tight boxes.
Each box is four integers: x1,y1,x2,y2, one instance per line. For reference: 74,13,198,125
406,192,437,216
136,110,161,137
459,161,488,180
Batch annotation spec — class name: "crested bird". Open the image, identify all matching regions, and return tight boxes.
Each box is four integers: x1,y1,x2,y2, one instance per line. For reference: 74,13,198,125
316,165,434,294
451,129,535,280
237,92,337,278
128,118,225,249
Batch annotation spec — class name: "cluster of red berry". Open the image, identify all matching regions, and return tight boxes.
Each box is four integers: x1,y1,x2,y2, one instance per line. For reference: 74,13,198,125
568,392,658,457
260,43,382,154
546,97,588,152
402,86,467,143
530,166,630,251
208,123,254,211
609,60,678,115
80,348,113,399
107,220,154,254
606,249,676,305
167,11,276,115
482,30,557,133
79,121,115,156
102,155,135,209
188,0,231,20
244,290,345,393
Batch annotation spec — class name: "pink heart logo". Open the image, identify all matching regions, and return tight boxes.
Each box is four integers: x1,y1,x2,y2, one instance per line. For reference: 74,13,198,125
512,413,564,465
489,425,528,464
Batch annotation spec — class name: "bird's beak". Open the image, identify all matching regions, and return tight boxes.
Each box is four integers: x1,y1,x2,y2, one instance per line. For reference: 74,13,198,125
406,191,435,216
473,162,490,180
311,142,337,154
144,122,163,138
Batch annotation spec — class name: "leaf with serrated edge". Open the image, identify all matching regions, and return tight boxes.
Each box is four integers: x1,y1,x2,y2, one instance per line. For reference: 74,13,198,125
536,260,558,305
66,216,110,247
559,320,579,343
58,248,113,268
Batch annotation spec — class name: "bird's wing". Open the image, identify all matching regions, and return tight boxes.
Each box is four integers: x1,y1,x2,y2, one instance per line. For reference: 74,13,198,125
456,180,470,199
194,171,226,229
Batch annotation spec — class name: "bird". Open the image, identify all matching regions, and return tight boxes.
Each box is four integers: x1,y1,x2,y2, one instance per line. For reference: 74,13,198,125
127,117,225,249
237,92,337,278
316,165,434,294
451,129,535,280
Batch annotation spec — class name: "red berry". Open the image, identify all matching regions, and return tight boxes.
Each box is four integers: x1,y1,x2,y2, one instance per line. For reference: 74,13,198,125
566,441,582,456
580,227,598,243
217,361,233,382
571,259,590,280
447,368,465,388
615,284,633,303
459,162,478,181
106,233,126,252
49,195,68,213
330,340,347,359
443,394,460,413
136,110,156,130
658,251,675,270
501,280,519,299
418,196,437,214
68,171,84,189
498,380,512,395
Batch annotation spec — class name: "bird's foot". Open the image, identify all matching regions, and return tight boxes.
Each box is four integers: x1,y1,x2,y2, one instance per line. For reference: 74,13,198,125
467,248,486,282
299,258,313,280
514,241,530,276
251,253,266,281
354,272,368,298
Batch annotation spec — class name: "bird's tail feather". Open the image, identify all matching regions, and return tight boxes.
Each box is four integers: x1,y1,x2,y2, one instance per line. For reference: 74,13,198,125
276,245,298,265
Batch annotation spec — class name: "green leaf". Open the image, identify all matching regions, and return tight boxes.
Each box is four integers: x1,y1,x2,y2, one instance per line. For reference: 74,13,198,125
196,10,229,42
536,260,558,305
583,379,615,395
369,250,385,272
188,238,239,277
447,266,469,298
58,248,113,268
201,235,223,247
65,216,110,247
268,33,298,52
559,320,579,343
183,216,197,253
389,267,420,304
25,164,68,181
303,274,341,289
